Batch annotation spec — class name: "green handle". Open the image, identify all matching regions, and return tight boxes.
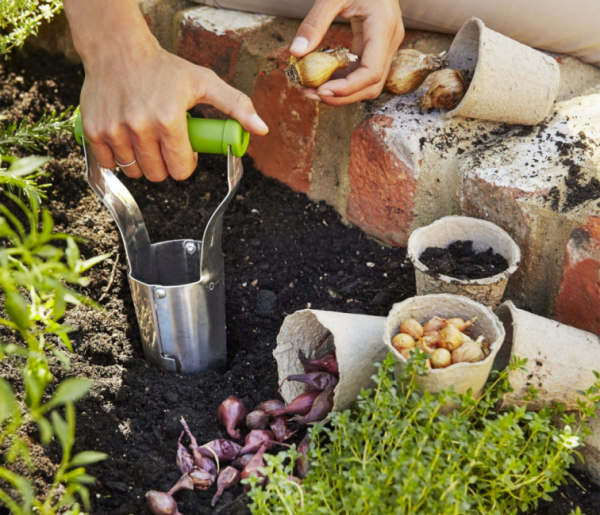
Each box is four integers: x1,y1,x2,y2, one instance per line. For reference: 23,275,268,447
74,115,250,157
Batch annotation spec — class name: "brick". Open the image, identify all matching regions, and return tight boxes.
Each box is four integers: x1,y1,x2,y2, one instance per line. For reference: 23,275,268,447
247,25,354,192
460,90,600,317
345,90,506,246
555,216,600,333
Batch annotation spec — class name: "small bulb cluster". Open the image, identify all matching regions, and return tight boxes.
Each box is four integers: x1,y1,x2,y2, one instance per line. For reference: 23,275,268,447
284,47,472,112
391,316,490,369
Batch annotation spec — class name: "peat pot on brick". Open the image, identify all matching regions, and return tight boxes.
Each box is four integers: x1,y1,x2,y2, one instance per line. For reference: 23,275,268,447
495,301,600,411
444,17,560,125
384,294,505,411
274,310,388,413
408,216,521,309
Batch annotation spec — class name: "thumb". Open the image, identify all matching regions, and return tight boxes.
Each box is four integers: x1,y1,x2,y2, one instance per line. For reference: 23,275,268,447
290,0,344,57
196,68,269,136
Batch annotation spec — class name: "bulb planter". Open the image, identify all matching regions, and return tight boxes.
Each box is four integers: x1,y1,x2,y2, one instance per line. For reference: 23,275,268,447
443,17,560,125
407,216,520,309
274,310,387,413
384,294,506,409
494,301,600,411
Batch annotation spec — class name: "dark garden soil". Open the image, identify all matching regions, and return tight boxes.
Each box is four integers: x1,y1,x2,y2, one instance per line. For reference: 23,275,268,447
1,51,599,515
419,240,509,280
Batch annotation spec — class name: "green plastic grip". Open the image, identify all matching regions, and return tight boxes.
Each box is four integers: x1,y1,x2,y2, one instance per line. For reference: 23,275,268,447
74,114,249,157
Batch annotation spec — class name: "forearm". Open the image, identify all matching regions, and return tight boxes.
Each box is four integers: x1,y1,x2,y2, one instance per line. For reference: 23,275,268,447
63,0,159,66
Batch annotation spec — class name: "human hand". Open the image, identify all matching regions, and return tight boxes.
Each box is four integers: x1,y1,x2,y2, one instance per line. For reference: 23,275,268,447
289,0,405,105
66,0,268,182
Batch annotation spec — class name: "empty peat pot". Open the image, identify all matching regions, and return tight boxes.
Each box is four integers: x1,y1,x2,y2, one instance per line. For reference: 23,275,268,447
384,294,505,410
408,216,521,309
444,17,560,125
274,310,388,413
495,301,600,411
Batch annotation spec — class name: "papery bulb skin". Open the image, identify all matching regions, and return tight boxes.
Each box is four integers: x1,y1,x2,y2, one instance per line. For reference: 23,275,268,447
431,348,452,369
196,455,217,479
452,340,486,364
217,396,247,439
385,49,448,94
438,325,466,352
232,453,254,470
399,318,424,339
269,390,321,417
176,432,194,475
255,399,285,414
196,439,242,463
298,349,339,375
240,429,276,455
392,333,415,351
400,347,417,360
423,316,447,333
211,466,241,506
146,491,181,515
280,372,338,391
189,467,215,491
419,69,468,110
297,434,311,479
246,410,269,430
269,415,298,442
286,47,358,88
293,387,335,424
241,444,268,492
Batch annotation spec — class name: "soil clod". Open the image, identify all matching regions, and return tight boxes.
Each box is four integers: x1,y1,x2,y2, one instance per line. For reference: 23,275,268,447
419,240,509,280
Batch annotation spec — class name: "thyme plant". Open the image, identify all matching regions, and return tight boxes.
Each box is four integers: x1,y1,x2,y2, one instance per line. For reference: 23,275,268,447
0,0,63,55
247,352,599,515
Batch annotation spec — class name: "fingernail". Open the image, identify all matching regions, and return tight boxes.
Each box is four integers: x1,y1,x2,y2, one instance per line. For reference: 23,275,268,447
303,93,321,102
252,114,269,132
318,90,334,97
290,37,309,55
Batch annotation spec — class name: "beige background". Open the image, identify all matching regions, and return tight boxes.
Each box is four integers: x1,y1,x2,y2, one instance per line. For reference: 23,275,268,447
195,0,600,65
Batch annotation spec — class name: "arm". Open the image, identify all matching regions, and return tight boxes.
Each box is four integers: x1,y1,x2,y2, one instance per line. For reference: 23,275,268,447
63,0,268,182
290,0,405,105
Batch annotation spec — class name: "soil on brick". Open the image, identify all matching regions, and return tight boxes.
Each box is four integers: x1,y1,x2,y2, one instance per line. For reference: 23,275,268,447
0,51,598,515
419,240,509,280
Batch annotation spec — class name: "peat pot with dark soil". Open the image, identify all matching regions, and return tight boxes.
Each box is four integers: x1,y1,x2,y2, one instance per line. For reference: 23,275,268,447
408,216,521,309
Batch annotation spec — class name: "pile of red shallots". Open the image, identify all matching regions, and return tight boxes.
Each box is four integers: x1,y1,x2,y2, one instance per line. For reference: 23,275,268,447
146,348,339,514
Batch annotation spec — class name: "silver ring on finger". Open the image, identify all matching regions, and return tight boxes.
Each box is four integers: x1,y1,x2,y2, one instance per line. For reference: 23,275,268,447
115,157,137,168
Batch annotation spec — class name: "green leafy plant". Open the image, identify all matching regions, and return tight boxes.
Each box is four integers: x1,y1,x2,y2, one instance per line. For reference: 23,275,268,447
0,109,77,156
1,193,109,514
0,0,63,55
247,352,600,515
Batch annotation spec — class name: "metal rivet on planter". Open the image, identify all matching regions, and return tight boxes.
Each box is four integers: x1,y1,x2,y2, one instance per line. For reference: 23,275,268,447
209,282,215,291
155,288,166,299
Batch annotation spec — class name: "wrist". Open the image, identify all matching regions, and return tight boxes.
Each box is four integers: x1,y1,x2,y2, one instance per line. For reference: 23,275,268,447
64,0,160,68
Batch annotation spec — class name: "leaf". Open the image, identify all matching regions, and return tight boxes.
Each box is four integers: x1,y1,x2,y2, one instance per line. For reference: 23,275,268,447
37,416,54,444
43,378,93,411
0,467,34,511
70,451,108,468
77,252,111,273
66,237,80,271
50,346,72,370
4,288,31,331
51,410,72,451
0,378,16,425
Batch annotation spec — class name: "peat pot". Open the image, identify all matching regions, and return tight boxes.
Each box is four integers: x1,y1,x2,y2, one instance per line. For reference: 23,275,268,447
408,216,520,309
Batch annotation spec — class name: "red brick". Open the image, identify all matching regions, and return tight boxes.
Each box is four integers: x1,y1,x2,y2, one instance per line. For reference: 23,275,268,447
248,26,354,192
248,68,317,193
555,217,600,334
346,114,418,246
